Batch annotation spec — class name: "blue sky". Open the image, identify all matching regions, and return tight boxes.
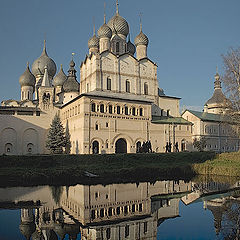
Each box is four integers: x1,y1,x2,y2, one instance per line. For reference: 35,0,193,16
0,0,240,110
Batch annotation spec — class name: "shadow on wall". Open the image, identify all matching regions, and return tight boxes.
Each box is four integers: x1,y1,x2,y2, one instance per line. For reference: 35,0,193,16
0,115,48,155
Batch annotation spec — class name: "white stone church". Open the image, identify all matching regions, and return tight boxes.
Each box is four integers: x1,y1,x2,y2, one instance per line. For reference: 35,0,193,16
0,3,238,155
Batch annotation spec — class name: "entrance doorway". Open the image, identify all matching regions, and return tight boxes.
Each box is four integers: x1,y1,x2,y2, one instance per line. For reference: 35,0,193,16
92,141,99,154
181,139,186,152
115,138,127,153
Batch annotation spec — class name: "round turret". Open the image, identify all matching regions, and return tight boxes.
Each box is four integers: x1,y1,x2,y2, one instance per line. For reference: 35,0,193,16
53,64,67,87
32,40,57,78
19,63,36,87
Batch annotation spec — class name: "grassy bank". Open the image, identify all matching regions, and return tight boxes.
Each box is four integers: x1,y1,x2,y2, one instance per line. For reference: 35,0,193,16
193,152,240,177
0,151,216,186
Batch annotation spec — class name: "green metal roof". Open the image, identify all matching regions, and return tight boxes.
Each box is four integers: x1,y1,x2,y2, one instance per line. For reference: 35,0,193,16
184,109,234,123
151,116,192,125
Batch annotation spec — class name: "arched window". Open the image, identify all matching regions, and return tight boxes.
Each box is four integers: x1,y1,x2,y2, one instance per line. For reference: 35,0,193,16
109,105,113,114
144,83,148,95
27,91,30,99
116,42,120,54
107,77,111,90
126,80,130,93
132,107,136,116
139,108,143,116
91,103,96,112
100,104,104,113
117,106,121,114
125,106,128,115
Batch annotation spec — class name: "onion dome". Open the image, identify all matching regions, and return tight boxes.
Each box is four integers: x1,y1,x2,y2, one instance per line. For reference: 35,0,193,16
88,34,99,49
53,64,67,87
63,59,80,92
19,62,36,87
127,35,136,55
19,222,36,240
205,72,231,107
98,23,112,38
108,14,129,37
134,30,149,47
32,40,57,78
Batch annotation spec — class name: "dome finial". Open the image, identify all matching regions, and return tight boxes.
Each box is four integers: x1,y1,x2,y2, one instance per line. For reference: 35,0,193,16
139,12,143,32
104,2,106,24
116,0,119,14
93,17,96,35
42,39,47,56
71,52,75,61
60,64,63,70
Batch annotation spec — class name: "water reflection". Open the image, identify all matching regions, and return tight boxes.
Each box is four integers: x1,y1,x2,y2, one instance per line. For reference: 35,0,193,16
1,177,240,239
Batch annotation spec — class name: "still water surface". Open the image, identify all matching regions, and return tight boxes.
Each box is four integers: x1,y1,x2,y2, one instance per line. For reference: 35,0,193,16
0,176,240,240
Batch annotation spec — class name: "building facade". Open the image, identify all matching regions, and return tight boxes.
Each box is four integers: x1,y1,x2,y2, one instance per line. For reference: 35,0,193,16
182,72,240,152
0,4,193,155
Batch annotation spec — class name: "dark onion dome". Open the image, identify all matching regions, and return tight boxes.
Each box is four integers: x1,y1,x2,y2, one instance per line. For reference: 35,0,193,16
88,34,99,49
32,40,57,78
134,30,149,47
98,23,112,38
19,62,36,87
53,64,67,87
205,73,231,107
63,59,80,92
107,13,129,37
19,222,36,240
127,38,136,55
31,230,43,240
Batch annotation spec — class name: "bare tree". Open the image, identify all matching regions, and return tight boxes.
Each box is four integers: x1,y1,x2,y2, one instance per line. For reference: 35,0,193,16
222,47,240,116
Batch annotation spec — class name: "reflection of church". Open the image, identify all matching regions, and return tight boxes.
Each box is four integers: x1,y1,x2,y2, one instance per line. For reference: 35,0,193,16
0,180,192,239
0,1,193,155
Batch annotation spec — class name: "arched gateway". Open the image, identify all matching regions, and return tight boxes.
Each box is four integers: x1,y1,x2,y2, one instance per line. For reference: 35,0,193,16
115,138,127,153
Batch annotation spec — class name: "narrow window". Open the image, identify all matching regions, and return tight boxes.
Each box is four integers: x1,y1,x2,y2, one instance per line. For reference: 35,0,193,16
116,42,120,54
144,83,148,95
91,210,95,220
91,103,96,112
132,107,136,116
109,105,113,114
125,106,128,115
144,222,148,233
96,124,99,130
117,106,121,114
106,122,109,128
100,208,104,218
27,91,30,99
100,104,104,113
116,207,120,215
86,83,89,92
107,77,111,90
125,225,130,237
126,80,130,93
139,108,143,116
106,228,111,239
139,203,143,212
108,207,112,216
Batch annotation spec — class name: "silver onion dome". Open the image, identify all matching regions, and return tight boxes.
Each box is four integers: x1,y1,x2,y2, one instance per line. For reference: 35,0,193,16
107,14,129,37
32,40,57,78
19,62,36,87
53,64,67,87
88,34,99,49
134,30,149,47
98,23,112,38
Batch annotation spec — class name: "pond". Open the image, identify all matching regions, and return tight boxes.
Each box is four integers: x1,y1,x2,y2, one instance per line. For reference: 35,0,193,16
1,176,240,240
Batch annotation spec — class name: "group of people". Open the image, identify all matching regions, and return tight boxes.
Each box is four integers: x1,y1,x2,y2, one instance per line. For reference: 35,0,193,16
165,142,179,153
137,141,152,153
